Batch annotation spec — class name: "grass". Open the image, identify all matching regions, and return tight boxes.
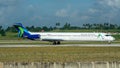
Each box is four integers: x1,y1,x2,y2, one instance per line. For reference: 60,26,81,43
0,47,120,62
0,32,18,40
0,40,50,45
112,34,120,41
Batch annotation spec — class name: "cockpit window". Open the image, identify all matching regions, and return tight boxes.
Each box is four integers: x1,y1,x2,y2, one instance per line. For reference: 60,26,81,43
105,35,111,36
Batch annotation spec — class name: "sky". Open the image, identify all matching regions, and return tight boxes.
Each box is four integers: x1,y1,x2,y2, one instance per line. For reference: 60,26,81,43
0,0,120,27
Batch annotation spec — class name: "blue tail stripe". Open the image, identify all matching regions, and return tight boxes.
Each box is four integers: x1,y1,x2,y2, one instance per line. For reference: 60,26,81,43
14,23,40,40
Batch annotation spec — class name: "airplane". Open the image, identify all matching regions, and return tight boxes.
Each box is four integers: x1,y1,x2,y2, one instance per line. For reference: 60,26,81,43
14,23,115,45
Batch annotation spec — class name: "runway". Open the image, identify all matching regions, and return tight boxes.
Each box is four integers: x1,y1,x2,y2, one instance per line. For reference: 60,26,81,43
0,44,120,47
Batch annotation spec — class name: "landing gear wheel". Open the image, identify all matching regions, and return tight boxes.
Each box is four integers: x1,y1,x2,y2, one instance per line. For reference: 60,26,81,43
57,41,60,44
53,41,57,45
53,41,61,45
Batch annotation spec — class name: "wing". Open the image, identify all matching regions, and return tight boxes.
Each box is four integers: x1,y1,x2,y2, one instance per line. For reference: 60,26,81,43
42,38,64,42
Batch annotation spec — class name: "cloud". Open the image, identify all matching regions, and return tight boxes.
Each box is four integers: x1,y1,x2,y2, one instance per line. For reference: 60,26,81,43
56,9,68,17
0,0,17,7
0,0,120,27
88,8,99,13
80,16,90,20
84,0,120,24
0,0,17,13
0,0,41,26
56,5,81,18
99,0,120,8
55,5,71,17
99,0,120,16
55,6,80,23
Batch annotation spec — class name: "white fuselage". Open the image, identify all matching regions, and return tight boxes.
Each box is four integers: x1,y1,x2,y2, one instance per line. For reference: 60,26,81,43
30,32,115,42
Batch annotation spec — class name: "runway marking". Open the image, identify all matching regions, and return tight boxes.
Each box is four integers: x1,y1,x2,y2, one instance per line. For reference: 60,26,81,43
0,44,120,47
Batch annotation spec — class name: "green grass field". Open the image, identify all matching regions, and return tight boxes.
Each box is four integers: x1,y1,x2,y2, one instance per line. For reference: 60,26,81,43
0,47,120,62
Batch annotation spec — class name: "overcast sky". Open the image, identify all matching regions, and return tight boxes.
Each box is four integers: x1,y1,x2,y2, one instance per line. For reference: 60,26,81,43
0,0,120,27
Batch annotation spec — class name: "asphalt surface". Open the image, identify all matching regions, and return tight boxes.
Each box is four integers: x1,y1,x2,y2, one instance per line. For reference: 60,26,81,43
0,44,120,47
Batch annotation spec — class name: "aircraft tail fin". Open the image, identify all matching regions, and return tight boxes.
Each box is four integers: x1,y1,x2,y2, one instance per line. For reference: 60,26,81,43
14,23,40,40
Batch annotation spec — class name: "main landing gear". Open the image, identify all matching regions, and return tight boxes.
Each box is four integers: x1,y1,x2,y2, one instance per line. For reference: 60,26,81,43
53,41,61,45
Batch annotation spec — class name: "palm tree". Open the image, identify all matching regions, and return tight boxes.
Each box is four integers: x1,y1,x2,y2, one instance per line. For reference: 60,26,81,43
55,22,60,30
56,22,60,27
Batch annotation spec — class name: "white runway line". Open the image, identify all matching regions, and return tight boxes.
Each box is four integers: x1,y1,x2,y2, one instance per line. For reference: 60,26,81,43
0,44,120,47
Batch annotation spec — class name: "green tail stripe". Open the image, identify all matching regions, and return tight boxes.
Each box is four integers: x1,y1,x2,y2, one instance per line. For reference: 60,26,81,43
18,27,24,37
98,34,101,38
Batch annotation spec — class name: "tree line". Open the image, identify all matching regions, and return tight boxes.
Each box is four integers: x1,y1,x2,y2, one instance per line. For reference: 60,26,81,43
0,22,120,36
0,26,6,36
